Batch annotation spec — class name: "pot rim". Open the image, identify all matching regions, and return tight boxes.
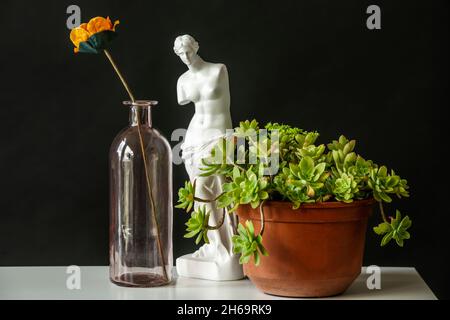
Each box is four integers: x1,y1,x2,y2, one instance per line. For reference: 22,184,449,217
237,198,376,223
258,198,376,209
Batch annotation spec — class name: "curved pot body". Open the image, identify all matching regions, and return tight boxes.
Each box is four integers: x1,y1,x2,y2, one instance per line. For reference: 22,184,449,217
236,199,375,297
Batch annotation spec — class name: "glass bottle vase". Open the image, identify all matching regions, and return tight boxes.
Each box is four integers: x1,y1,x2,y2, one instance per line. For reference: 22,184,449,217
109,100,173,287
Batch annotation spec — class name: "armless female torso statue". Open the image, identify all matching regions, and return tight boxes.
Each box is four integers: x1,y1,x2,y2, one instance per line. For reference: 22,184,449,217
174,35,243,280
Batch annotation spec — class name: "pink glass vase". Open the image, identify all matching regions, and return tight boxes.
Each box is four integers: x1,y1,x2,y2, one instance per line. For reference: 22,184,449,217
109,100,173,287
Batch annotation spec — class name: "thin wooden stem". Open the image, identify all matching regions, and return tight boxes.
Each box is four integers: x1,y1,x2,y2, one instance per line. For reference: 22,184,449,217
137,119,169,282
104,50,135,101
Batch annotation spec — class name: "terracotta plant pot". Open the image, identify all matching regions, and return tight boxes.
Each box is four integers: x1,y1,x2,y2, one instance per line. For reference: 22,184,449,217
236,199,375,297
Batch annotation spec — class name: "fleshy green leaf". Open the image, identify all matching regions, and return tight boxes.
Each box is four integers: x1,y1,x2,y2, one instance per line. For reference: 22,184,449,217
232,221,269,266
381,232,393,246
373,222,391,235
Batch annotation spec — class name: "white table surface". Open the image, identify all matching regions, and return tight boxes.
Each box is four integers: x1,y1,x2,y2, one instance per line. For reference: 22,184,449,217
0,266,436,300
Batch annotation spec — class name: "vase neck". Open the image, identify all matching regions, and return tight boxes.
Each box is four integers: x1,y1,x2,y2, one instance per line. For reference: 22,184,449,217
124,100,158,127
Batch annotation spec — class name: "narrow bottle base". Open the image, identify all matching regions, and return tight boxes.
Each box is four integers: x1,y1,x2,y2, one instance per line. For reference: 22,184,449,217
110,272,171,288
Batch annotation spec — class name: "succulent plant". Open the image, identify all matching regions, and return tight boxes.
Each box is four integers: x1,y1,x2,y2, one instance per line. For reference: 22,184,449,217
199,137,235,177
175,181,195,212
332,172,359,203
296,144,326,162
274,156,329,208
219,166,270,212
176,119,412,266
373,210,412,247
328,135,357,174
232,220,268,266
264,122,313,163
234,119,259,138
368,166,409,203
184,205,210,245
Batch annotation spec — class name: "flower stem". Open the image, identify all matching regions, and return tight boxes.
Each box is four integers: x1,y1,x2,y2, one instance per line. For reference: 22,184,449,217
136,119,169,282
104,50,135,101
103,49,169,282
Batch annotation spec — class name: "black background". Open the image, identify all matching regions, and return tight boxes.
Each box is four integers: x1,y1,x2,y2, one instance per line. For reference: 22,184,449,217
0,0,448,299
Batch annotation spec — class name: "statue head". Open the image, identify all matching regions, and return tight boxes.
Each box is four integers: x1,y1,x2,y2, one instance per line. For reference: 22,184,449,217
173,34,199,66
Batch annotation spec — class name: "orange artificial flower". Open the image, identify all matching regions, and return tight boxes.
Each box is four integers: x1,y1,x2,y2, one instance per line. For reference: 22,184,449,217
69,16,120,53
69,23,90,53
86,16,120,35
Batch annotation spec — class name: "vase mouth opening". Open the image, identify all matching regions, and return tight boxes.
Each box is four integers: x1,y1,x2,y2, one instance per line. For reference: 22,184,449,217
123,100,158,107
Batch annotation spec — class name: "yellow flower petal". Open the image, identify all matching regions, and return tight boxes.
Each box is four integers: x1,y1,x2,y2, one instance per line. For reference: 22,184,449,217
70,23,91,52
87,16,117,35
112,20,120,31
106,16,113,28
69,17,120,53
78,22,89,32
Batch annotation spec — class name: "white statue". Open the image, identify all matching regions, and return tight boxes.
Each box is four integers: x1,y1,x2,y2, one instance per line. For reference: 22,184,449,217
174,34,244,281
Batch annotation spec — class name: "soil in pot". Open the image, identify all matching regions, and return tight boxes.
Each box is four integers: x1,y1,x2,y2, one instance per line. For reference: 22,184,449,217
236,199,375,298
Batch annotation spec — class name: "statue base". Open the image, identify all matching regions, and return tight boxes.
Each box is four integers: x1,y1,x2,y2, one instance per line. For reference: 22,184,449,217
176,254,244,281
